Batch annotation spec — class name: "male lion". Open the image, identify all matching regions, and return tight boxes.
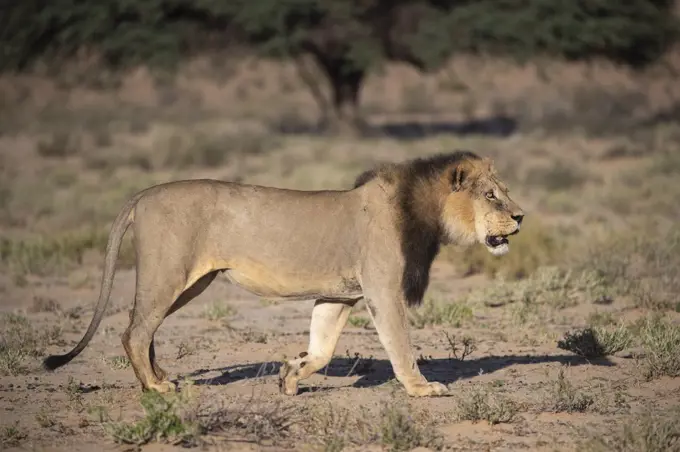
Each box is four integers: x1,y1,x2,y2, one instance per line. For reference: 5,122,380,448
43,150,524,397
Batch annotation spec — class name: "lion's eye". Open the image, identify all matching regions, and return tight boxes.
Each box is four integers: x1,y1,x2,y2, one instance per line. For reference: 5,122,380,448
485,191,496,200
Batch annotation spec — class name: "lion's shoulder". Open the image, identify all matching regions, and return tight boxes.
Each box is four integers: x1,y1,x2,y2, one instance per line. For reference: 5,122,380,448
353,164,400,189
353,169,378,188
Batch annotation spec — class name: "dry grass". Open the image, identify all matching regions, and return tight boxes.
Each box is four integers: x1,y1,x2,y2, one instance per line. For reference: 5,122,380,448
464,266,610,309
304,403,374,451
306,400,442,451
648,147,680,177
176,341,197,360
546,368,595,413
442,332,477,361
0,423,27,448
104,385,444,450
525,161,591,192
105,355,131,370
599,144,680,221
454,383,519,425
0,231,105,276
0,313,62,376
36,131,81,158
584,408,680,452
105,382,297,447
35,409,58,429
576,227,680,311
522,83,655,137
378,401,442,451
0,229,136,277
160,129,278,169
587,311,617,328
29,296,83,319
197,399,297,446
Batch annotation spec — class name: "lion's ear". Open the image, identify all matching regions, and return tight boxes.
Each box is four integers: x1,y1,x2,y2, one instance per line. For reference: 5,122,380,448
451,163,468,191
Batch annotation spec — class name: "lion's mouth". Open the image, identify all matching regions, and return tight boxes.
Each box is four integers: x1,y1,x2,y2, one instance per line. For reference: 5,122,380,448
485,235,509,248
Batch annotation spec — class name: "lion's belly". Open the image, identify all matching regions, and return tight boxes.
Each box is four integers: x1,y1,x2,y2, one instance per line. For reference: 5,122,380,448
221,262,362,300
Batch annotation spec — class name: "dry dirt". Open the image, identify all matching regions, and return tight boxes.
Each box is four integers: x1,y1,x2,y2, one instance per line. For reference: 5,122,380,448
1,54,680,452
3,249,680,452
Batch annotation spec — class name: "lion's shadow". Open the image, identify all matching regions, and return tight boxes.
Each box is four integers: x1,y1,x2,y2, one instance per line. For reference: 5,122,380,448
182,353,615,390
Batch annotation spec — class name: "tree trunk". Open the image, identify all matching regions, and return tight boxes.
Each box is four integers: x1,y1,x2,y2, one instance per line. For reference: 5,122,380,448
306,51,367,136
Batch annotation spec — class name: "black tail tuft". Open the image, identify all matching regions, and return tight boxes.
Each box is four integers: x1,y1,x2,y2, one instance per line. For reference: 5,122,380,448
42,354,72,371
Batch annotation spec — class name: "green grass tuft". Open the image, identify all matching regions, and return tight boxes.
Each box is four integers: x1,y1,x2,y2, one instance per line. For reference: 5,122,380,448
408,297,473,329
202,302,237,322
455,383,518,425
637,315,680,380
557,324,632,358
105,390,201,446
348,316,371,328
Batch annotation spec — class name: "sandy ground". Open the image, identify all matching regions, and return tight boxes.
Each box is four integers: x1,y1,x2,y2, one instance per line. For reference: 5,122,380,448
2,253,678,451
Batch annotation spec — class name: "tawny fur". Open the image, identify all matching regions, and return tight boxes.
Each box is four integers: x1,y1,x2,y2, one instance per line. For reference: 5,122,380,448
43,151,524,398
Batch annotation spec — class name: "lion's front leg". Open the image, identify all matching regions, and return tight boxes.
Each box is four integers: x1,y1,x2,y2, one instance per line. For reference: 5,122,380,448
279,299,355,395
363,288,448,397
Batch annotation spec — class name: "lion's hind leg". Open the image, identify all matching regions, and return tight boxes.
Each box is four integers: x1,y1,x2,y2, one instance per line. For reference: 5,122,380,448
149,341,166,381
123,261,205,393
123,294,176,393
149,271,218,381
279,298,356,395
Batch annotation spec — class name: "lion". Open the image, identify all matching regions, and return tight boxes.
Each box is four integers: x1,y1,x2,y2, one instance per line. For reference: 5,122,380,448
42,150,524,397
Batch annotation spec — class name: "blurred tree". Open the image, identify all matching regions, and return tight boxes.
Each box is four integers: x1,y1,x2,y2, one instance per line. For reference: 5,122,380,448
0,0,235,72
215,0,680,134
0,0,678,134
217,0,469,134
447,0,680,68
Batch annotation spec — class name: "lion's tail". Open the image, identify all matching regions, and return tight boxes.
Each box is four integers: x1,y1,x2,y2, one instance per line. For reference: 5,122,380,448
42,194,141,371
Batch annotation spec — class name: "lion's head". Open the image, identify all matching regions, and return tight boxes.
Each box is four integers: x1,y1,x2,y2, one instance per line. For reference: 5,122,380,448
353,151,525,305
440,153,524,256
353,151,525,257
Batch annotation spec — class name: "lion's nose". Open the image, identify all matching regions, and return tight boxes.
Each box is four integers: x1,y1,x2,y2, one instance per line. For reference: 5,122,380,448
511,214,524,225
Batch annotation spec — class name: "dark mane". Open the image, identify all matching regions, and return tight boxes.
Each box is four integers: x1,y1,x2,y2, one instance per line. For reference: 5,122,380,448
400,151,481,185
353,151,481,189
398,151,481,306
355,151,482,306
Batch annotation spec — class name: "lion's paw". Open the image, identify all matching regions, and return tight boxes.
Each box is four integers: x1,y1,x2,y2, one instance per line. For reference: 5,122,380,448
147,380,177,394
405,381,448,397
278,361,300,396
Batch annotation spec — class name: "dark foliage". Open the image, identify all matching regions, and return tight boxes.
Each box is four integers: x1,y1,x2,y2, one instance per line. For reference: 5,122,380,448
1,0,677,132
